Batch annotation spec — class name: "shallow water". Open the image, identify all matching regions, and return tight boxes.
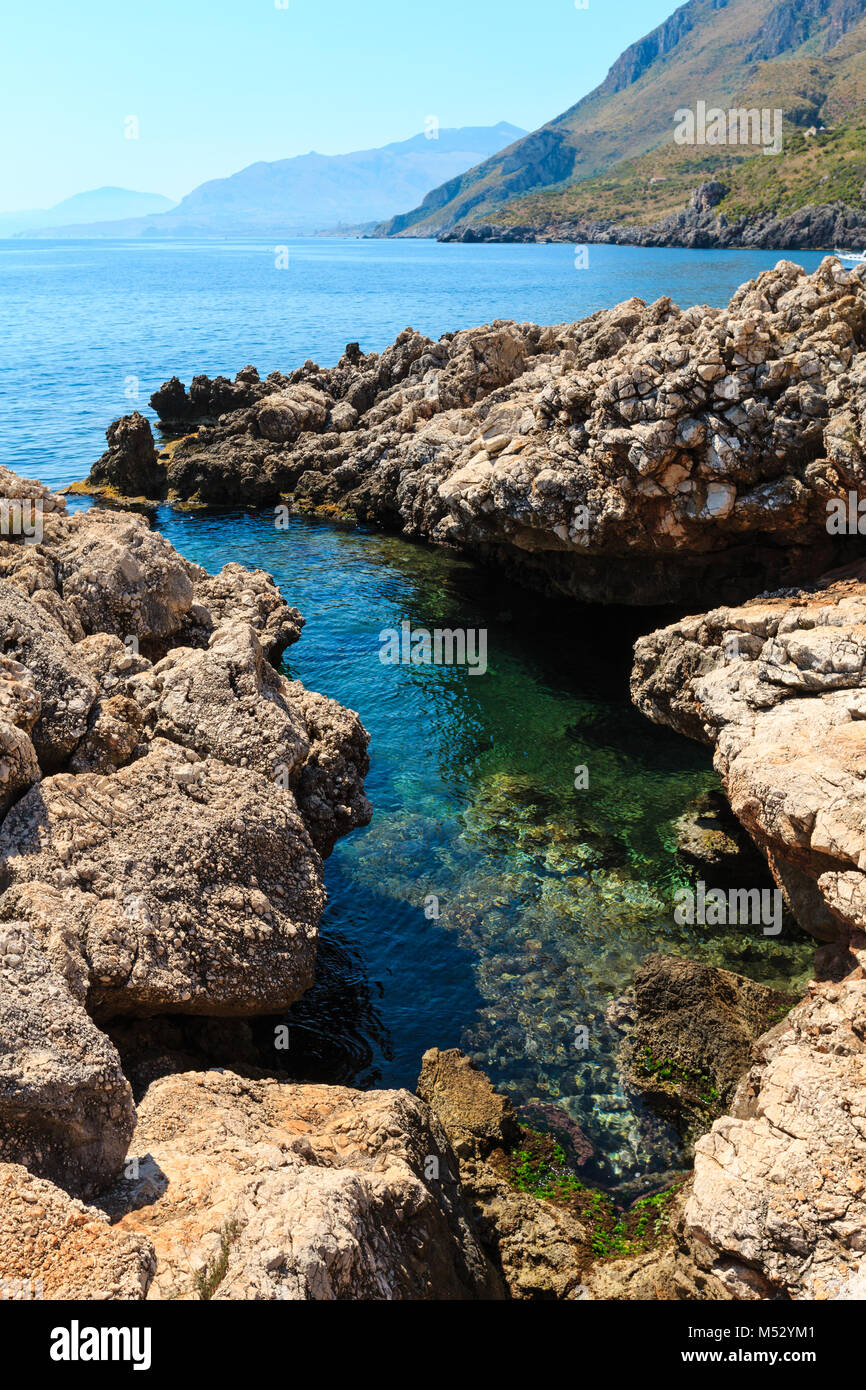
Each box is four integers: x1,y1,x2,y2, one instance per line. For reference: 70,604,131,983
150,506,812,1191
4,237,817,1190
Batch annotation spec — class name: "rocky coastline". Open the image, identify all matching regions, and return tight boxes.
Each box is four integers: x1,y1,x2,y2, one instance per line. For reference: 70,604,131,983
6,256,866,1301
437,189,866,253
82,257,866,607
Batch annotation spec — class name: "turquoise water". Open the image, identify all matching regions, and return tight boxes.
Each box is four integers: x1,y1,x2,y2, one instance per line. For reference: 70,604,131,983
4,238,816,1189
149,506,811,1191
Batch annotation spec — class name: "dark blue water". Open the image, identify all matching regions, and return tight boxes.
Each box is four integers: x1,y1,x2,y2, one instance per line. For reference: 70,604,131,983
2,239,816,1188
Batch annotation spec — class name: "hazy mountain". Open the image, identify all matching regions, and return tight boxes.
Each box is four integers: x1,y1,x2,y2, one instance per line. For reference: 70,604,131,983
380,0,866,238
0,187,175,237
20,124,526,239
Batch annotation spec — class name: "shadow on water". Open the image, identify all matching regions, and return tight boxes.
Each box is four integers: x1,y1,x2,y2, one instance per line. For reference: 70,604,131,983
147,506,813,1192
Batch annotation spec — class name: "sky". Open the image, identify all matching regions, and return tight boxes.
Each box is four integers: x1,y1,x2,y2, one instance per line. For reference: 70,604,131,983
0,0,680,212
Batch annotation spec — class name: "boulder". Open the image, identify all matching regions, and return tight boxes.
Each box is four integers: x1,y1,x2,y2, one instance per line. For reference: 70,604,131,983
0,740,324,1019
102,1069,501,1301
0,924,135,1196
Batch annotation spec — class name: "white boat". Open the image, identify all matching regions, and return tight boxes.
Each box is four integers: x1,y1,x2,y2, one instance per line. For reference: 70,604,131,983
834,248,866,263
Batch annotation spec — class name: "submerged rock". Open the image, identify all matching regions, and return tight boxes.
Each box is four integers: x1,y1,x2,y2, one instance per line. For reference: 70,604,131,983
613,954,796,1142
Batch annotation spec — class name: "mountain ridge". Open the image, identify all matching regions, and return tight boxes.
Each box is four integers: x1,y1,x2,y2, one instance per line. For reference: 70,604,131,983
378,0,866,244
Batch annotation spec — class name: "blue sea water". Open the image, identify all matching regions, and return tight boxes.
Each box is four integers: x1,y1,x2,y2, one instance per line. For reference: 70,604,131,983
0,238,818,1188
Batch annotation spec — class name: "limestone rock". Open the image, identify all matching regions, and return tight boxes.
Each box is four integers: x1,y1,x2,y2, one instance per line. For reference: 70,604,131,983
103,1070,501,1301
0,1163,154,1300
632,563,866,941
417,1047,519,1159
89,412,164,497
0,924,134,1196
53,510,194,645
81,259,866,606
0,582,98,769
615,954,796,1140
685,978,866,1300
0,741,324,1018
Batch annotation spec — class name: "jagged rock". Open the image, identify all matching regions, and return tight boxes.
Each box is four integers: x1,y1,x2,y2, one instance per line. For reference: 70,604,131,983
615,954,796,1140
0,1163,154,1300
89,412,164,497
0,582,98,769
52,510,194,645
89,260,866,606
417,1047,520,1159
68,693,145,774
685,976,866,1300
0,924,135,1196
283,681,372,856
416,1049,589,1298
0,656,41,812
632,562,866,942
175,561,304,660
134,622,311,780
101,1069,501,1300
0,740,325,1019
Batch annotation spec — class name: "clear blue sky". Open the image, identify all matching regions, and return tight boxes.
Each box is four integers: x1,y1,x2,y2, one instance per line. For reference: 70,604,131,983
1,0,680,211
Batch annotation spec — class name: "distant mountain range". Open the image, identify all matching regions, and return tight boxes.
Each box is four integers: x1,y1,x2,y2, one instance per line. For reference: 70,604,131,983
0,188,175,238
379,0,866,246
15,124,525,239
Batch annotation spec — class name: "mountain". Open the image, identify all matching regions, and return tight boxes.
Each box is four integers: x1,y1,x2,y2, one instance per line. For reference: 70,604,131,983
379,0,866,243
0,188,175,237
19,124,526,239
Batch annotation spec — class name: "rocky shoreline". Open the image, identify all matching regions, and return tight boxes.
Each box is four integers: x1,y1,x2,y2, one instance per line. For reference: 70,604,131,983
6,257,866,1300
82,257,866,607
437,190,866,253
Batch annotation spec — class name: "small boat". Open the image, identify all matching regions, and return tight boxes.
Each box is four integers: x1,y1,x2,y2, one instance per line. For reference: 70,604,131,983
834,248,866,263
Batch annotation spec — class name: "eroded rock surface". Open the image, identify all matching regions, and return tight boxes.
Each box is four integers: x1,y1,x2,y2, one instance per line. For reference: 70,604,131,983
632,563,866,942
0,1163,154,1300
0,924,134,1196
614,954,796,1141
84,257,866,605
102,1069,501,1301
0,467,371,1208
686,976,866,1300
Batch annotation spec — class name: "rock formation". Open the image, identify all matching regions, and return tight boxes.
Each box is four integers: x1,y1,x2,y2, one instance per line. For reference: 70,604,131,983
631,560,866,1298
632,561,866,943
99,1068,501,1301
612,954,796,1143
85,257,866,606
0,469,371,1240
